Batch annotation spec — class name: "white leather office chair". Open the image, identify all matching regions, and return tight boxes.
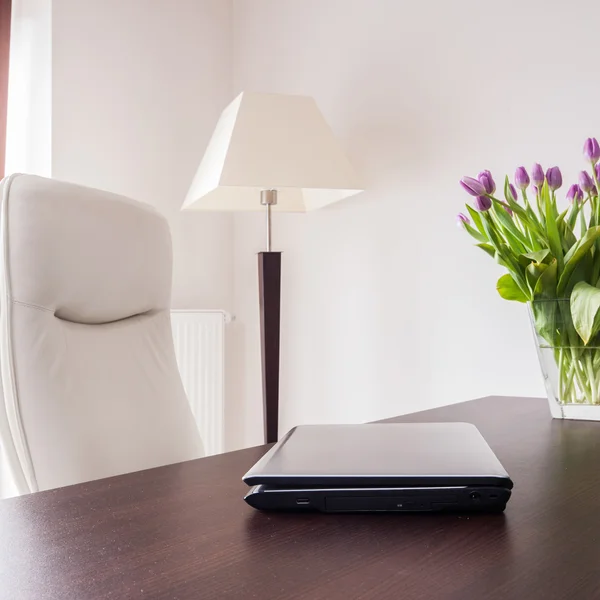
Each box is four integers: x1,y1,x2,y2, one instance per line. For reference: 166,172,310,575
0,174,203,497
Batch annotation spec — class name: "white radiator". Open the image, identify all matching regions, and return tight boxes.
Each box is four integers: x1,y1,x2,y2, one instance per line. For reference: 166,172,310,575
171,310,230,456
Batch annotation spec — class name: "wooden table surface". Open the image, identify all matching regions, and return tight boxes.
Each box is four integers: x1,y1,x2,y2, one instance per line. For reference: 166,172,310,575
2,396,600,599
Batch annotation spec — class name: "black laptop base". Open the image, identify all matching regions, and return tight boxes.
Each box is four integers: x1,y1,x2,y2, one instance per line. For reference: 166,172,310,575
244,485,511,513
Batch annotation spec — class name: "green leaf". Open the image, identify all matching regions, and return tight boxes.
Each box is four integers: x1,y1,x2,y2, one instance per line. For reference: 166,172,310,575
496,273,528,302
531,300,557,347
557,226,600,295
526,262,548,292
503,175,513,203
491,202,528,250
567,201,581,231
463,222,486,243
526,207,544,235
476,243,495,258
495,243,529,294
503,195,545,241
466,205,485,237
557,206,569,225
559,220,577,253
570,281,600,344
490,219,525,255
580,209,588,238
480,211,504,250
501,177,545,241
495,253,510,269
534,259,558,297
567,257,593,296
523,195,545,236
544,182,563,273
591,249,600,288
531,259,559,346
523,249,551,264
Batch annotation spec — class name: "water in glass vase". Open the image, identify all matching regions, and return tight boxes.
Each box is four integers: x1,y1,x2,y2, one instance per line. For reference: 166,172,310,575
531,299,600,420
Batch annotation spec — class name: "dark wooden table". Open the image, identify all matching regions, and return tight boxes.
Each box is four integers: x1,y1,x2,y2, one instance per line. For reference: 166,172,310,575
2,396,600,599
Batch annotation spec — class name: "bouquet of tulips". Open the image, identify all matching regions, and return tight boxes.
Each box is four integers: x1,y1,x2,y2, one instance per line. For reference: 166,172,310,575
458,138,600,405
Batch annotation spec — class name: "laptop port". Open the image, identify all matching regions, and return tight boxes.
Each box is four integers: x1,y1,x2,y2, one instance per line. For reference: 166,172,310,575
296,498,310,505
469,492,481,500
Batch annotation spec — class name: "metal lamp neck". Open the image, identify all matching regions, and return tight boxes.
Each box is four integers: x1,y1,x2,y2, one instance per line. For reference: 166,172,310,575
260,190,278,252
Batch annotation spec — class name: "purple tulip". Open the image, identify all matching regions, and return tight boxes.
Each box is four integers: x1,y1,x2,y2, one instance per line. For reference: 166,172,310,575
502,203,513,216
460,176,487,197
477,170,496,194
566,184,584,204
514,166,530,190
531,163,545,187
474,195,492,212
505,183,518,203
546,166,563,191
456,213,470,228
595,163,600,181
584,137,600,164
579,170,595,193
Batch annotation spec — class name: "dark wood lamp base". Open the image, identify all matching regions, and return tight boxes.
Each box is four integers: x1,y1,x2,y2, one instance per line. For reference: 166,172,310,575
258,251,281,443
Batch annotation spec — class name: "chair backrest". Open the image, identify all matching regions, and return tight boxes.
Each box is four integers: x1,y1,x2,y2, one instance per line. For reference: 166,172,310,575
0,174,203,496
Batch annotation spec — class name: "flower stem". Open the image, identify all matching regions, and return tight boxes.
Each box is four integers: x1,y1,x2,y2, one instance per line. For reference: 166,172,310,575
558,349,565,399
574,356,591,401
585,353,598,404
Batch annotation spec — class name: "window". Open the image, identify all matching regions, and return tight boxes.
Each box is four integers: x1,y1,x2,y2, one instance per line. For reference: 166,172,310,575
0,0,10,179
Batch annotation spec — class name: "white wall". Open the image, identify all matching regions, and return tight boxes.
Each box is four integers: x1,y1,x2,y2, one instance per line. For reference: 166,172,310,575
6,0,52,177
228,0,599,446
52,0,233,311
46,0,591,451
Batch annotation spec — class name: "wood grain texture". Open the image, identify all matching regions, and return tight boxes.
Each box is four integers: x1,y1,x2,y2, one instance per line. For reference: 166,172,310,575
2,396,600,599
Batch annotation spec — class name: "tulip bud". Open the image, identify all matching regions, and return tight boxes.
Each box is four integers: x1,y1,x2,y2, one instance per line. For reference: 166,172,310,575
460,176,487,197
579,171,595,193
531,163,545,187
456,213,470,228
595,163,600,181
502,203,513,216
584,138,600,165
546,166,563,191
514,167,530,190
474,195,492,212
566,184,584,204
477,170,496,195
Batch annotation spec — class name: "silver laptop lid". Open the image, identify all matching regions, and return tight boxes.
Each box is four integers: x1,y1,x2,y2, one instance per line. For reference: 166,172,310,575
243,423,512,488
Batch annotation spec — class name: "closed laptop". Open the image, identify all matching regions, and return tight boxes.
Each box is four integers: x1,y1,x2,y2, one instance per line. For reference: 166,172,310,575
243,423,513,513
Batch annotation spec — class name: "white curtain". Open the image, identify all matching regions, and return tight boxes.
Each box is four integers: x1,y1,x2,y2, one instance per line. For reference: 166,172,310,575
1,0,51,498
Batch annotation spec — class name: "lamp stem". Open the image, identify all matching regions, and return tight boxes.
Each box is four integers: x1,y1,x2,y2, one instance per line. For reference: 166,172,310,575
266,203,272,252
260,189,277,252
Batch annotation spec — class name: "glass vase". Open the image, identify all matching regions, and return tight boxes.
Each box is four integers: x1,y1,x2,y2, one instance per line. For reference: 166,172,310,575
530,299,600,420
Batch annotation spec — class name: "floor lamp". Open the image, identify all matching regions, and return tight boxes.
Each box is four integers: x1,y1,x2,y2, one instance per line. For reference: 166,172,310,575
182,92,363,443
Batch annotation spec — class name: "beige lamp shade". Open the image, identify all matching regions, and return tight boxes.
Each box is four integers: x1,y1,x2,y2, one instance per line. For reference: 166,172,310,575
183,92,363,212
